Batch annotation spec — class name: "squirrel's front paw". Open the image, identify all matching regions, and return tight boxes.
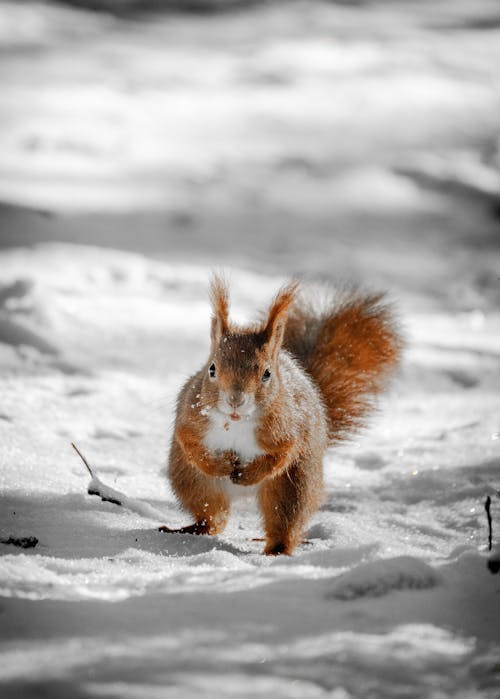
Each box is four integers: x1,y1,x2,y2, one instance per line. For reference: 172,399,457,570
211,450,240,477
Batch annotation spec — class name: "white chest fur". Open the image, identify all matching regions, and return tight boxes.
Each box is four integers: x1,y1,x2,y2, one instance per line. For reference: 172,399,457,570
203,410,265,465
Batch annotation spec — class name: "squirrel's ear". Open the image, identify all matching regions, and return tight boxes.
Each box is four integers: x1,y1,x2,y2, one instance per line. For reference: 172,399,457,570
263,280,299,358
209,273,230,345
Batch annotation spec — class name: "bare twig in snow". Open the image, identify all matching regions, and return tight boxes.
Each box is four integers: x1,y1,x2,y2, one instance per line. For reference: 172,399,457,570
71,441,123,506
486,494,500,574
485,495,492,552
71,441,94,477
70,442,163,519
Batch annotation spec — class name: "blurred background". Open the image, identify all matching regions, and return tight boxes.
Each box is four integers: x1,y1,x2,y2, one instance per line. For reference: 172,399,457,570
0,0,499,310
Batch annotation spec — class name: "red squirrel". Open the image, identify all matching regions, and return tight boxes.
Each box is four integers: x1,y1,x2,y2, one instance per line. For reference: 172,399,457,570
160,276,401,555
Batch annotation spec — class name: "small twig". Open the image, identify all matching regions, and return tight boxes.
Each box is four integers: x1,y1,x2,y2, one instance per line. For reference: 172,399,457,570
485,495,492,552
71,441,94,477
70,442,165,518
71,441,123,507
87,488,122,507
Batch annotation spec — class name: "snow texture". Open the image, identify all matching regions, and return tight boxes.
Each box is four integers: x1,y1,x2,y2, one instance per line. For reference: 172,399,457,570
328,556,441,600
1,0,500,697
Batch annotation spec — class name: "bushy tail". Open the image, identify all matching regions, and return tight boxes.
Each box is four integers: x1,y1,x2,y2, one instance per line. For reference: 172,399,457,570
283,285,402,444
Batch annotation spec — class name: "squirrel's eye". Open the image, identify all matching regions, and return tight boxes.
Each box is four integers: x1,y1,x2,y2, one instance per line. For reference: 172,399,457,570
262,368,271,383
209,363,216,379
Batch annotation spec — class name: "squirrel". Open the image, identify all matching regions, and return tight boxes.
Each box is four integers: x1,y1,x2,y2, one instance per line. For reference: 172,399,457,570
160,275,402,555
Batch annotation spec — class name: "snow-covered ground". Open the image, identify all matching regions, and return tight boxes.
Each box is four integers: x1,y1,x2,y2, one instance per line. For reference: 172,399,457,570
1,244,499,698
1,1,500,697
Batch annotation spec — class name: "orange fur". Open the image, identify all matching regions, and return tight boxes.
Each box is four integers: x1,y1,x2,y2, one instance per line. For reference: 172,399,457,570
284,288,402,442
161,277,402,554
262,281,300,359
209,273,230,344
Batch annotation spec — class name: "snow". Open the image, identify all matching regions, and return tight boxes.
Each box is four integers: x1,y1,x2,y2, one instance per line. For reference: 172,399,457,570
328,556,442,600
1,242,499,697
1,0,500,697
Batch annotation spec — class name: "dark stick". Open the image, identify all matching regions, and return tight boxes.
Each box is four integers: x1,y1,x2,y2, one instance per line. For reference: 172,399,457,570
71,441,94,477
485,495,492,551
87,488,122,507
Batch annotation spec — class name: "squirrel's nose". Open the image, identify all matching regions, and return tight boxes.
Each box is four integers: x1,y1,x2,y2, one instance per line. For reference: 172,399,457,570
228,391,245,409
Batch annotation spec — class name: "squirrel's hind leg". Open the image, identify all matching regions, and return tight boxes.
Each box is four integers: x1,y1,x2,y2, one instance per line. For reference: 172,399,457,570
159,491,230,536
166,454,231,536
258,462,323,555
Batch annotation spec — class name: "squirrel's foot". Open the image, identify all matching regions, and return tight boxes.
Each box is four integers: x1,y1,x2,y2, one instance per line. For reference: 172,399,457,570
264,541,292,556
158,521,211,536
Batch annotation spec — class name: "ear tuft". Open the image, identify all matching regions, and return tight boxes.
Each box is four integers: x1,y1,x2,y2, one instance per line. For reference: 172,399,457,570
264,280,299,356
209,273,230,344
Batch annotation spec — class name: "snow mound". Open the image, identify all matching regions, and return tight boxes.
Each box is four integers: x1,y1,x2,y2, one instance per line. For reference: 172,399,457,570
0,317,57,355
328,556,441,601
0,547,256,602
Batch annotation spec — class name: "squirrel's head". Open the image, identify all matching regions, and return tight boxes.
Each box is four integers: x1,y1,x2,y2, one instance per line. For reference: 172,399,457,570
201,274,298,422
